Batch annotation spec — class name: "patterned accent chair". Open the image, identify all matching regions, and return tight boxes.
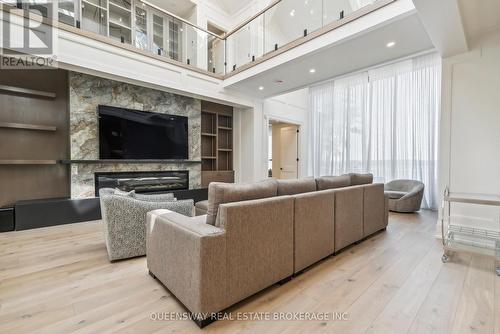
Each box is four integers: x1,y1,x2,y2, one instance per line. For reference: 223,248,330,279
384,180,425,213
99,188,194,261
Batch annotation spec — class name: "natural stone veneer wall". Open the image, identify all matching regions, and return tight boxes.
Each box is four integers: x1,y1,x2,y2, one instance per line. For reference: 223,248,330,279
69,72,201,198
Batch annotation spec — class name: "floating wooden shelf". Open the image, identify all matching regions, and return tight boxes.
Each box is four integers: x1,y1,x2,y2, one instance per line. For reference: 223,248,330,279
0,84,56,99
0,160,57,165
0,122,57,132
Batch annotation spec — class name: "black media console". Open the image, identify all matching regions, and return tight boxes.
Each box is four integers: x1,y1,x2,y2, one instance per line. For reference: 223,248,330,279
12,188,208,231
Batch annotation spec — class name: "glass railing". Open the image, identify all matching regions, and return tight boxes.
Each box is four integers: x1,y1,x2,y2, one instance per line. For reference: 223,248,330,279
11,0,226,75
8,0,384,76
226,0,379,72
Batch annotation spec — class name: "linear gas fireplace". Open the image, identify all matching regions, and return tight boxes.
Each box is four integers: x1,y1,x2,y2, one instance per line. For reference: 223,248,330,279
95,171,189,196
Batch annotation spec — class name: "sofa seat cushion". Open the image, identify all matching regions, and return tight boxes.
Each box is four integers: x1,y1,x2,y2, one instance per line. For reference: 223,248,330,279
349,173,374,186
195,200,208,216
385,190,407,199
315,175,351,191
277,178,317,196
206,179,278,226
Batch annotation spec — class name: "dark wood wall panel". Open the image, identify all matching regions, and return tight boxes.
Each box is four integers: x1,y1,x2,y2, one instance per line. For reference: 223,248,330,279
0,68,70,207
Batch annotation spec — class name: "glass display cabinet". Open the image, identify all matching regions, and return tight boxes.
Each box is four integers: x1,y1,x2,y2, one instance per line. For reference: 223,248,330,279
108,0,131,44
81,0,108,36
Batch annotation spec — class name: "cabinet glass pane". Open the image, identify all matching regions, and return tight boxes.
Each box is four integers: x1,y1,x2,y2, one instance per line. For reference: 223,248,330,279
82,1,108,36
168,19,182,61
135,6,148,51
109,0,131,10
58,0,76,26
109,0,131,44
27,1,51,18
153,14,164,55
109,3,131,27
84,0,107,8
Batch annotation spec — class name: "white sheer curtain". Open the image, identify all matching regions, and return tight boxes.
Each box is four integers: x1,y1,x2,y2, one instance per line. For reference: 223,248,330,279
308,53,441,209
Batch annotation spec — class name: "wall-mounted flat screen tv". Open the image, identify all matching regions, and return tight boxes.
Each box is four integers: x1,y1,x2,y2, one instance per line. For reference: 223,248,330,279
98,105,188,160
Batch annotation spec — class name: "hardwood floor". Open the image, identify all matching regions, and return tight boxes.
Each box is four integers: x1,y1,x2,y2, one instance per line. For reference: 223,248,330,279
0,211,498,334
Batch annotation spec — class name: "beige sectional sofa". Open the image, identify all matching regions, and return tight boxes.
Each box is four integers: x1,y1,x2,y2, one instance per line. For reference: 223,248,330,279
146,174,388,327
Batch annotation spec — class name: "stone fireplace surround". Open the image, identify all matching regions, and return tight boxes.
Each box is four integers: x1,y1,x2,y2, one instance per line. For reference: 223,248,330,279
69,72,202,199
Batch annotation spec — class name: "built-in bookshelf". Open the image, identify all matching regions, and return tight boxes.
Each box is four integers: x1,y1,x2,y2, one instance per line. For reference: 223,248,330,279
201,101,234,187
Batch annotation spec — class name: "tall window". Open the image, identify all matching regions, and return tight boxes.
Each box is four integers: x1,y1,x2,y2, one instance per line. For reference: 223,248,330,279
308,53,441,209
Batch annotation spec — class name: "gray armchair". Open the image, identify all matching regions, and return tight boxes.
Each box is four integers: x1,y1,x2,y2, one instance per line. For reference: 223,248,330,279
99,189,194,261
384,180,425,213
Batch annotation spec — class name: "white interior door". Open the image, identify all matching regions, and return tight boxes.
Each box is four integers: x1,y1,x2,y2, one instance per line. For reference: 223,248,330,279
280,126,298,179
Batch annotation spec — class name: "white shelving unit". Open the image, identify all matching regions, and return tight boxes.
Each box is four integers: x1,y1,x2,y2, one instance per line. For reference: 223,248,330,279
441,187,500,276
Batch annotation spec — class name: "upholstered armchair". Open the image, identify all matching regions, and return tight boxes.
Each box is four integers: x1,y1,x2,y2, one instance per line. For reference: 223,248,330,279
384,180,425,213
99,188,194,261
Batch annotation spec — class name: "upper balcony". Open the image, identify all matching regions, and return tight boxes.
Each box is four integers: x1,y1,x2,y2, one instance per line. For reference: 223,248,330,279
1,0,432,98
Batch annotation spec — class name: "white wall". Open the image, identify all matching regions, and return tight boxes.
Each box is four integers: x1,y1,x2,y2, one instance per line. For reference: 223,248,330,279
439,29,500,227
234,88,310,182
264,88,309,178
233,103,265,182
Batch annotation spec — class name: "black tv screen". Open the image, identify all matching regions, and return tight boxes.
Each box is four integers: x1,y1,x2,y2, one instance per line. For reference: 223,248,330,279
98,105,188,160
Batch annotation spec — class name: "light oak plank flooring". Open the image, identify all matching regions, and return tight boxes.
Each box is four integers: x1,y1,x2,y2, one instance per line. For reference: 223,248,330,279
0,211,498,334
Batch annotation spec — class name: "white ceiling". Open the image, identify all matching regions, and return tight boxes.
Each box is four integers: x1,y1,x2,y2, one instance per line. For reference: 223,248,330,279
225,13,434,98
146,0,196,18
458,0,500,42
212,0,253,15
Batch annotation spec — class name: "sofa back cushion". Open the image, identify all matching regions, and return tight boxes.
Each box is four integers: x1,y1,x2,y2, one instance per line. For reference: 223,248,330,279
349,173,374,186
206,179,278,226
277,177,317,196
315,175,351,191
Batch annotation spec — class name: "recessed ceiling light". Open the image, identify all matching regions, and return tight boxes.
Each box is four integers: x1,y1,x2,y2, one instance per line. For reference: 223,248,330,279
259,86,264,91
309,68,316,73
290,9,296,17
386,41,396,48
